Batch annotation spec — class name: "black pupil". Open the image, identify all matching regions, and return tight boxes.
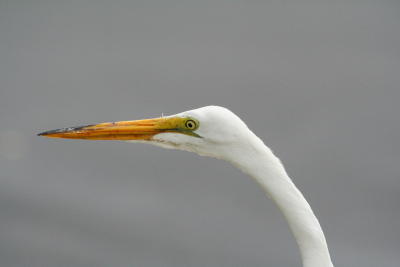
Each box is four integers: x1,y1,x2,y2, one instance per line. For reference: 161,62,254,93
187,121,194,129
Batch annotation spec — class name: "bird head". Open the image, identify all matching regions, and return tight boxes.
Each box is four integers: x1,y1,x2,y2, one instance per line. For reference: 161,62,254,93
38,106,255,159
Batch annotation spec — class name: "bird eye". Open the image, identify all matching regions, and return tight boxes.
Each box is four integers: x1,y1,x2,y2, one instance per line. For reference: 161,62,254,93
185,119,197,130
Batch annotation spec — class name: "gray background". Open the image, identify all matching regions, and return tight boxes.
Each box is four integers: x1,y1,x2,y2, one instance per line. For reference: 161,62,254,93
1,0,399,266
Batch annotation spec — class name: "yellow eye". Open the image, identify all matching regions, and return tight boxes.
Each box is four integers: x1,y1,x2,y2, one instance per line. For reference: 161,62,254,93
185,119,197,130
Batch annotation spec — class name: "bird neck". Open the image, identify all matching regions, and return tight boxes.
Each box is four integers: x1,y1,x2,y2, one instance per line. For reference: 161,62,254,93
226,136,334,267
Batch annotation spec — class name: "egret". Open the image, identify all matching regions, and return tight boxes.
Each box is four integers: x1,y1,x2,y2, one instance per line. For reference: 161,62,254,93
39,106,334,267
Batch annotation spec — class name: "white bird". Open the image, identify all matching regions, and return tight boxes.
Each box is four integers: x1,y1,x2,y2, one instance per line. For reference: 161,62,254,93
39,106,334,267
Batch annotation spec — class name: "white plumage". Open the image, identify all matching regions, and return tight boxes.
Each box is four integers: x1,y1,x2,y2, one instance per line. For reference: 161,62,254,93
40,105,334,267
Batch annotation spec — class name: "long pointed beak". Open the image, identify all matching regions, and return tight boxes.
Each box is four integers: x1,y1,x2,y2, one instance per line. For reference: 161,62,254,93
38,117,182,140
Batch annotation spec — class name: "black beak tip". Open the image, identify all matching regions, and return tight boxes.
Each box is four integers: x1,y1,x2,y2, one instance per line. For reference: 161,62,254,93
37,124,96,137
37,128,65,136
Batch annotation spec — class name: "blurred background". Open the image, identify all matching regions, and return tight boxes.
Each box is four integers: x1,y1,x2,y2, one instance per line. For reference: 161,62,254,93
1,0,399,266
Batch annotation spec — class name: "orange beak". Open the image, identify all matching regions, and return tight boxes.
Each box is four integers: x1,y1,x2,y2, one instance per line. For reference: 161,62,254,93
38,117,189,140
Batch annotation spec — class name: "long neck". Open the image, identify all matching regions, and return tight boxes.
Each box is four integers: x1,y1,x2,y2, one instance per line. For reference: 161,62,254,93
226,135,334,267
